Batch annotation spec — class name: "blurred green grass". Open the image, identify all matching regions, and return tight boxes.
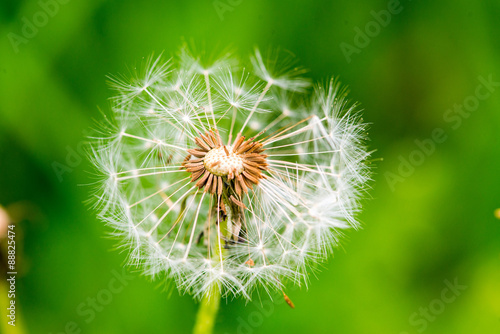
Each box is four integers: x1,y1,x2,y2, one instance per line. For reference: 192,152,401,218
0,0,499,333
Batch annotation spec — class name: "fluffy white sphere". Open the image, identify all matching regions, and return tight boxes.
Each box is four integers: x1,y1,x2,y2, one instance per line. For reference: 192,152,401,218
90,48,371,299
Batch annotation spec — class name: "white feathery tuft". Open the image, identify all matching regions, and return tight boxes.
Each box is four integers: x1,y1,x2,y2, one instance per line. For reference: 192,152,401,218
89,48,372,299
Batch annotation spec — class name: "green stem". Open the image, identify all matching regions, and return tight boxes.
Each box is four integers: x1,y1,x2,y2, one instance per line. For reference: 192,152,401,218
192,283,221,334
192,196,232,334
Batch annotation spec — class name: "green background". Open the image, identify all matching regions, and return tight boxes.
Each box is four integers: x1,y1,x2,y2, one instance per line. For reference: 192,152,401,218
1,0,499,333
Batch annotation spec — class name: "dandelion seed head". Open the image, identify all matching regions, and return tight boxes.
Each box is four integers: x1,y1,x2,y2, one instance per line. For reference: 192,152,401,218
90,47,372,299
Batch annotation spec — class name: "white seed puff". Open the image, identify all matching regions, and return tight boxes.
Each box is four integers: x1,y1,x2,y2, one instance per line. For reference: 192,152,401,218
90,48,372,299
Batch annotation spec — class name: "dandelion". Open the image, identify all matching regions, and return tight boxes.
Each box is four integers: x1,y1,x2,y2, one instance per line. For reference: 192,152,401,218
90,48,371,333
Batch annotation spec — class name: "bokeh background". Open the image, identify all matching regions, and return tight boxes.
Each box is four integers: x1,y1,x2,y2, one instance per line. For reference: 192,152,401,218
1,0,499,333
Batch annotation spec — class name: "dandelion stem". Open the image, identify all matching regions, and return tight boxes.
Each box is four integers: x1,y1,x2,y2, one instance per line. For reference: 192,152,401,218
193,282,221,334
193,194,231,334
193,194,232,334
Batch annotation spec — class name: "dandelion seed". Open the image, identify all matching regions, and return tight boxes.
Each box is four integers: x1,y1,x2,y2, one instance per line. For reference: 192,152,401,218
283,293,295,309
90,48,372,300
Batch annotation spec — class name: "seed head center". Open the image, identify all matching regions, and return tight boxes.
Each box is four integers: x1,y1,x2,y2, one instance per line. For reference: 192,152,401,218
204,146,244,177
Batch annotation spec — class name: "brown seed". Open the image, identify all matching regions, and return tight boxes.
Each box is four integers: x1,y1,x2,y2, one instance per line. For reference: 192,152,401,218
283,293,295,309
204,131,216,147
243,160,265,170
236,141,252,154
195,137,211,151
198,132,213,148
214,129,223,146
245,142,259,153
244,165,261,178
186,164,204,173
208,131,219,147
243,152,268,159
217,176,223,196
237,174,248,193
242,170,259,184
243,155,267,163
204,174,214,193
247,142,263,154
259,163,269,170
242,176,254,188
232,133,245,151
245,259,255,267
181,154,192,165
234,177,242,196
230,195,246,209
184,161,203,167
190,169,205,182
211,175,218,194
196,170,210,188
187,158,203,164
187,149,207,158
